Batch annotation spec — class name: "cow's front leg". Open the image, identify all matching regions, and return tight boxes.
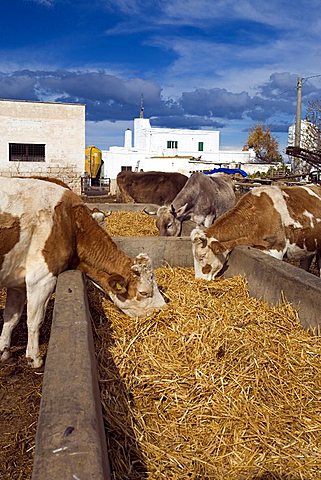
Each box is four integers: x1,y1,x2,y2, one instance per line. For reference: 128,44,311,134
299,255,314,272
25,277,56,368
0,287,26,362
317,252,321,276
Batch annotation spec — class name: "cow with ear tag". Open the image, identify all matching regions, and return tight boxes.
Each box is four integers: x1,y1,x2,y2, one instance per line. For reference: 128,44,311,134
108,253,164,317
0,177,164,368
191,184,321,280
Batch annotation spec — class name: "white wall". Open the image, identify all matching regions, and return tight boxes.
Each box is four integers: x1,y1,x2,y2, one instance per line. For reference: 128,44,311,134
288,120,320,150
0,99,85,192
101,149,272,194
102,117,278,194
133,118,219,155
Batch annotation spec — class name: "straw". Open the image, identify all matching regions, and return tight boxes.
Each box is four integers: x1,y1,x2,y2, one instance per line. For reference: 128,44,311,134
105,211,158,236
89,267,321,480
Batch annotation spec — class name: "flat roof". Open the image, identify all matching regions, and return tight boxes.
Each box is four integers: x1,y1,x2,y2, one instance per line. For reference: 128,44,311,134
0,98,85,107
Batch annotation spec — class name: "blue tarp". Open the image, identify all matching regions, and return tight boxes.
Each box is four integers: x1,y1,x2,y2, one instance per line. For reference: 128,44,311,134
204,167,248,177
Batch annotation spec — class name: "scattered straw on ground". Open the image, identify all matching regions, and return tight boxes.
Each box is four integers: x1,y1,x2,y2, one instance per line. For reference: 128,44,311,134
90,267,321,480
0,289,53,480
105,211,159,236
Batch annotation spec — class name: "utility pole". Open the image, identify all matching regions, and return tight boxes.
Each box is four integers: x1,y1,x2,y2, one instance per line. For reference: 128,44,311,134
293,77,302,173
140,94,144,118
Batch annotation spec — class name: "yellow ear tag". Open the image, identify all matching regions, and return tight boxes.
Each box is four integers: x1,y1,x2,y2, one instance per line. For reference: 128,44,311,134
116,282,123,291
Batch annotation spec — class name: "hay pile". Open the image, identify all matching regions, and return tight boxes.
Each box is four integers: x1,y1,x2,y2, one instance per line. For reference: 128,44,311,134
105,211,158,236
0,288,52,480
90,267,321,480
0,288,5,308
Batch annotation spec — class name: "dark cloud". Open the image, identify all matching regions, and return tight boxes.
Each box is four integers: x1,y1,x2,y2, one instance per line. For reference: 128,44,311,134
0,72,39,100
258,72,298,100
268,123,291,133
180,88,251,120
249,94,293,116
258,72,321,102
0,69,320,131
39,71,162,105
151,115,225,129
0,69,165,121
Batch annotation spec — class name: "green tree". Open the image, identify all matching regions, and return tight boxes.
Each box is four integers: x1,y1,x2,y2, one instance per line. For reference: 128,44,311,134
246,124,283,163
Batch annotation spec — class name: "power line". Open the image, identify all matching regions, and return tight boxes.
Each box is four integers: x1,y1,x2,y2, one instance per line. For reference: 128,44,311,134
303,74,321,82
270,74,321,98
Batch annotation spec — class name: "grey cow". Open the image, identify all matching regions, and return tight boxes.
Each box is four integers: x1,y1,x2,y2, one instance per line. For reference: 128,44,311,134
149,173,236,236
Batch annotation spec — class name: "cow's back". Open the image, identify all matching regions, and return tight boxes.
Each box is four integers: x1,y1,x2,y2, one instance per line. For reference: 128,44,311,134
0,177,67,217
207,174,236,217
116,171,188,204
0,177,81,283
173,172,236,218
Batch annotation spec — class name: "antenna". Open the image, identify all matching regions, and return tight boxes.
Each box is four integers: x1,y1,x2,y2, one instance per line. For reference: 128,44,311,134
140,94,144,118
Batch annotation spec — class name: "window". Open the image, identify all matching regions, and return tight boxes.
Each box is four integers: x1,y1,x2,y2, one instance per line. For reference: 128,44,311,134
167,140,178,149
121,166,132,171
198,142,204,152
9,143,45,162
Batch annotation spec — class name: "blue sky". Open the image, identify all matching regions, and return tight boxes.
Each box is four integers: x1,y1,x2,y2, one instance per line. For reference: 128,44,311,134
2,0,321,156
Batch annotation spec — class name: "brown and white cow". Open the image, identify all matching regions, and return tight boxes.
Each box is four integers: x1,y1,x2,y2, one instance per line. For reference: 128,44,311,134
150,173,236,236
191,184,321,280
116,170,188,204
0,177,164,368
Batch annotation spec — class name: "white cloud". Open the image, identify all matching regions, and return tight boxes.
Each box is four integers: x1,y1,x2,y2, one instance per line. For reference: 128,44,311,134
104,0,321,34
28,0,56,6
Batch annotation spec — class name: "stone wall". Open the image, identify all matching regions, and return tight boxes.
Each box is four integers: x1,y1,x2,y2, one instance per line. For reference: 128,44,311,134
0,99,85,194
0,167,82,194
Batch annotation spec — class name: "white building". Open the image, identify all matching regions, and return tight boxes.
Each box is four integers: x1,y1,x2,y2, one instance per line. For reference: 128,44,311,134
0,99,85,192
102,117,267,193
288,120,320,150
288,120,321,172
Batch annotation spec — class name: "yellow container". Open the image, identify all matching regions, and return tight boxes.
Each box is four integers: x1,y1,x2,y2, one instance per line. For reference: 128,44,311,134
85,145,102,178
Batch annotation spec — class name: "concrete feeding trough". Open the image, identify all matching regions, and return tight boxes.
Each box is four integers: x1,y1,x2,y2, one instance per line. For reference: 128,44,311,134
31,223,321,478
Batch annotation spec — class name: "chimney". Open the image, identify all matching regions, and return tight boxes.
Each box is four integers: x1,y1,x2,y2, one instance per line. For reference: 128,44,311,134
124,128,132,149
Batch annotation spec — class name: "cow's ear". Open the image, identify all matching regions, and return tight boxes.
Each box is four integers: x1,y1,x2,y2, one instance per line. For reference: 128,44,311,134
209,239,230,254
108,274,127,294
91,211,106,224
170,204,177,217
175,203,188,218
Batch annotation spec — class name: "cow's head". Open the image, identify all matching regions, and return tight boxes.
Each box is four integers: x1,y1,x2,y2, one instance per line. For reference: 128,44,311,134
107,253,165,317
154,204,188,236
90,208,112,226
191,227,230,280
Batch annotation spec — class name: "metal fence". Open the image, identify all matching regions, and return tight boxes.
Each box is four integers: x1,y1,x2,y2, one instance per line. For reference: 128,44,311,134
81,176,111,196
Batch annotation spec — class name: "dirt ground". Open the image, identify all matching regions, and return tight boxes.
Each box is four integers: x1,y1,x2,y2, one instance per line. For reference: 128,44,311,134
0,291,53,480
